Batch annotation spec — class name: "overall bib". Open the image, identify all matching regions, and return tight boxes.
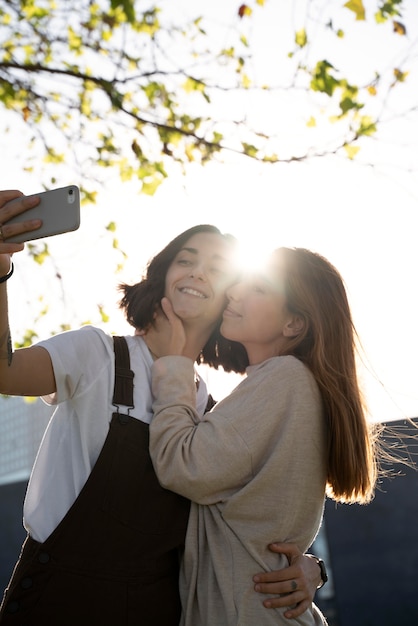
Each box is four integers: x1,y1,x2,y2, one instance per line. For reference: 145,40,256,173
0,336,190,626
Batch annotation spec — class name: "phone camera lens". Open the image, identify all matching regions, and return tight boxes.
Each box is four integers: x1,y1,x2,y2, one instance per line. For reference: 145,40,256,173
67,188,75,204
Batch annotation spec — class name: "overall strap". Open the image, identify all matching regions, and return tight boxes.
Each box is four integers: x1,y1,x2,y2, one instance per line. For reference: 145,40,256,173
112,336,134,410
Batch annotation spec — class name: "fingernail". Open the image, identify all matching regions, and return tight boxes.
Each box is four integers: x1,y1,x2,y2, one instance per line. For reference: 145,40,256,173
253,575,260,583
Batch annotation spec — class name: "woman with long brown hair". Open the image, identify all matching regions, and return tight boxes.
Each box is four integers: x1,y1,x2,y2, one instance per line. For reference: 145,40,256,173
278,247,377,504
149,246,379,625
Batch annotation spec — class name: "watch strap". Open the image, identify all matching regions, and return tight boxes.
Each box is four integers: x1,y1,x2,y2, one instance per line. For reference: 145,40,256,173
307,554,328,589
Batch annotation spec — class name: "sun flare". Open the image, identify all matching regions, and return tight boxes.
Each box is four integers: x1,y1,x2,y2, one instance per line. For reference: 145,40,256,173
232,238,274,277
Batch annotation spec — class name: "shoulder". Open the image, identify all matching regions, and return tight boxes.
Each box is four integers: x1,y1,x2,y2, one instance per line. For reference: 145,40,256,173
250,355,312,382
37,326,115,364
248,356,320,401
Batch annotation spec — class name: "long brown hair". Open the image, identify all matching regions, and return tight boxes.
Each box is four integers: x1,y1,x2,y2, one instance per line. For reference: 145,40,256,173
276,247,378,504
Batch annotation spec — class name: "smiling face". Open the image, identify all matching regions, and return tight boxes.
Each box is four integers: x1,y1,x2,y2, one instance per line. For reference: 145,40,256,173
164,232,237,329
221,256,303,365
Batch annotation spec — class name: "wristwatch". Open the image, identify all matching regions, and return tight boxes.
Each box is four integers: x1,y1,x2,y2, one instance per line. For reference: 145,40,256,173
307,554,328,589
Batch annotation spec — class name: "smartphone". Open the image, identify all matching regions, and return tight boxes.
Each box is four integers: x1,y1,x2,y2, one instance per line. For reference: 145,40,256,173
6,185,81,243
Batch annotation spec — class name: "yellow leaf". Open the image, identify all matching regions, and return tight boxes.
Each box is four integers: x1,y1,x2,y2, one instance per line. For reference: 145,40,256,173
262,154,279,163
68,26,82,51
344,0,366,21
393,21,406,36
344,144,360,159
183,77,205,94
238,4,252,18
295,28,307,48
393,68,408,83
185,144,195,162
306,116,316,127
80,97,92,116
98,305,110,324
141,176,164,196
242,73,251,88
367,85,377,96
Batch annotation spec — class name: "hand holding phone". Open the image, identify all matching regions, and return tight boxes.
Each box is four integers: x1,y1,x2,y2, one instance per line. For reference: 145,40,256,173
5,185,80,244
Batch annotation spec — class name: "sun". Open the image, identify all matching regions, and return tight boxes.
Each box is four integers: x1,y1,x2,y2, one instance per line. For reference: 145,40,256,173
231,237,275,278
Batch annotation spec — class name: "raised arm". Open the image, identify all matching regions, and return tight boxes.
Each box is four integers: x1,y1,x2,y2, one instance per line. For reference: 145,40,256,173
0,190,56,397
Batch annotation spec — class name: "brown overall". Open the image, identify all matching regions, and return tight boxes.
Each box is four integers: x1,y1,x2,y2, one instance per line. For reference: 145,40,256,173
0,336,190,626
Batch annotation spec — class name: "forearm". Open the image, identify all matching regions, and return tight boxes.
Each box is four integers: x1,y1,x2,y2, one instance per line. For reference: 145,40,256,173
0,278,13,368
0,189,38,375
150,356,252,502
150,356,208,497
0,266,56,397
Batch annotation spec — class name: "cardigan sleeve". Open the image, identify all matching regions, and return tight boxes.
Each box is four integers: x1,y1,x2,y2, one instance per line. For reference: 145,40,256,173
150,356,253,504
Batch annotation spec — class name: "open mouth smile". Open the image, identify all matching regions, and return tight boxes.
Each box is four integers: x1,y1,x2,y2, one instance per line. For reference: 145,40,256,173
179,287,207,299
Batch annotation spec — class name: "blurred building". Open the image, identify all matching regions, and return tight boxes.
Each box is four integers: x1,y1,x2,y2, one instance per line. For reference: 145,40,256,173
0,396,52,592
0,397,417,625
314,418,418,626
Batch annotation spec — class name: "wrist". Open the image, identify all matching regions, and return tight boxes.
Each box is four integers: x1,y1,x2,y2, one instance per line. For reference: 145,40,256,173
0,262,14,284
306,554,328,589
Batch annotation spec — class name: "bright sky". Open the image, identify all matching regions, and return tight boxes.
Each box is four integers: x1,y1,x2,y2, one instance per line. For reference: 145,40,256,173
1,0,418,422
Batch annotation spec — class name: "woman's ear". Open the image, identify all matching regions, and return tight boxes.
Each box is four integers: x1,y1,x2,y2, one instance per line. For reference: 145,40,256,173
283,315,305,338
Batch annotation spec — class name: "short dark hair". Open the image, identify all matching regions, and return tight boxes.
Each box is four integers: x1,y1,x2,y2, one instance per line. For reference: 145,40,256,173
118,224,248,373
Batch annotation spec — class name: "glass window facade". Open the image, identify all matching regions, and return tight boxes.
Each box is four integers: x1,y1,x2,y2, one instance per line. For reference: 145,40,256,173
0,396,53,486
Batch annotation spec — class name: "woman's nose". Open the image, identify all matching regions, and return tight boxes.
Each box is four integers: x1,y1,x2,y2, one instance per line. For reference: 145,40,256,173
189,264,206,281
226,283,241,300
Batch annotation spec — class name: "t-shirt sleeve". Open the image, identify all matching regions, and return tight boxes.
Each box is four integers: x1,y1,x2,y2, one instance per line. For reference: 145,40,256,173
37,326,113,405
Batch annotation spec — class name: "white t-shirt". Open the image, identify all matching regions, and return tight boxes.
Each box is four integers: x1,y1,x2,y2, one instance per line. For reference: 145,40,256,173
23,326,208,543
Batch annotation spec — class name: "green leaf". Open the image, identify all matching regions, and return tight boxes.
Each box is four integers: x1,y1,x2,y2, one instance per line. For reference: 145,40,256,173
375,0,402,23
310,60,341,96
242,143,258,158
339,96,363,115
110,0,135,23
357,116,377,136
